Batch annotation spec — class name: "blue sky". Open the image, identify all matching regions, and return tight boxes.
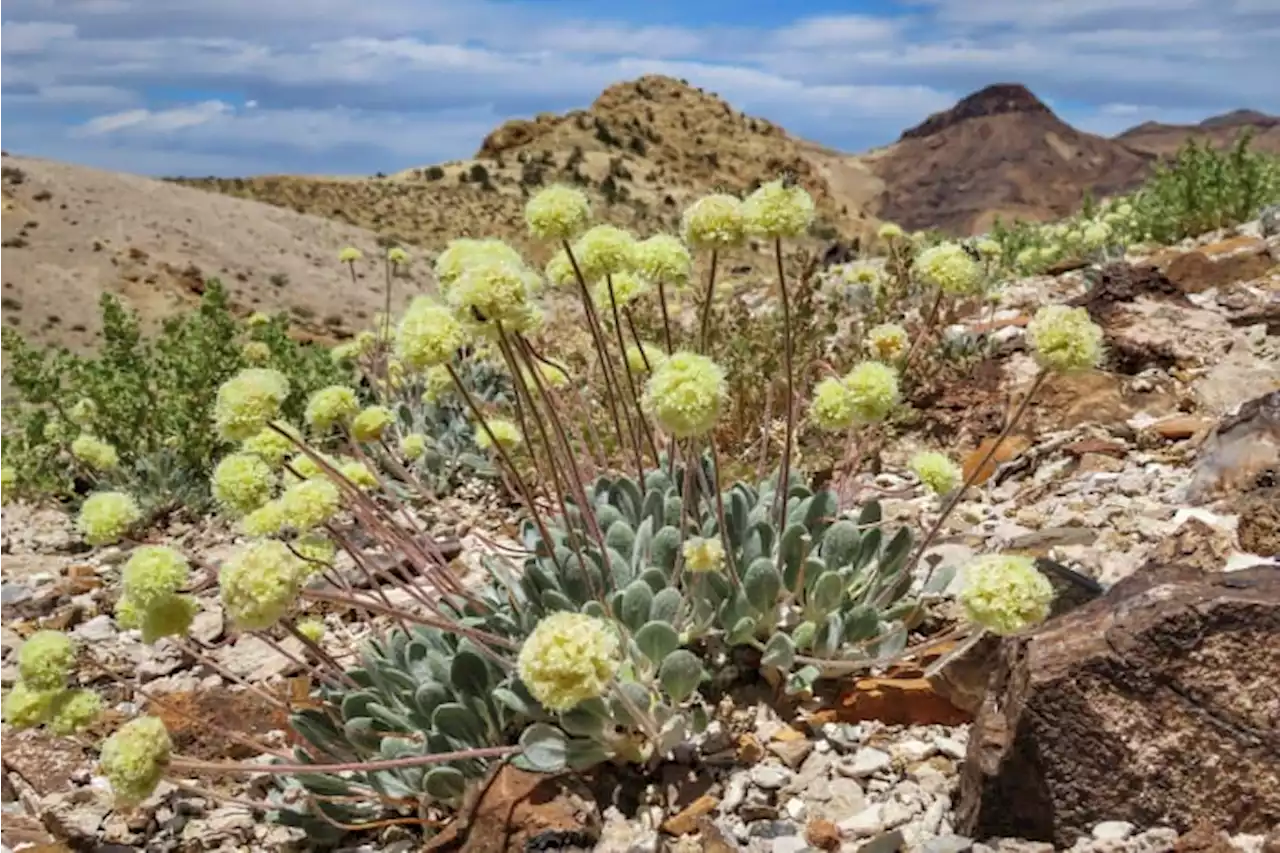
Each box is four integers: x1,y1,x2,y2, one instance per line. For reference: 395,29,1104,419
3,0,1278,177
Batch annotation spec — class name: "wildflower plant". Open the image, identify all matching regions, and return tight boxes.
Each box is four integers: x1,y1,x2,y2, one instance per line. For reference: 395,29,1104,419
69,175,1112,840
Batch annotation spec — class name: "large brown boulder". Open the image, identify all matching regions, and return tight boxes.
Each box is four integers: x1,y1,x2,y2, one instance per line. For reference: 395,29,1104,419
957,564,1280,847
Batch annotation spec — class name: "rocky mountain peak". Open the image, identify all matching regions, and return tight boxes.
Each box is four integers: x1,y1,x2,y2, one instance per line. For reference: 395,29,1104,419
900,83,1054,141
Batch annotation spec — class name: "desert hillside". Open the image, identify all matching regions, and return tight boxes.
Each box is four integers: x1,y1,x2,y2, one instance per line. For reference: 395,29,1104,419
1,155,433,351
173,76,882,261
1115,109,1280,158
854,84,1157,235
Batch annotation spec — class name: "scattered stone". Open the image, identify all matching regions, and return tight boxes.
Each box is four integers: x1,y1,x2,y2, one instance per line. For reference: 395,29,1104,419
663,794,718,837
768,737,815,770
806,818,841,851
858,829,907,853
923,835,976,853
751,763,793,791
840,804,886,838
1093,822,1136,842
958,563,1280,846
71,613,116,643
836,678,971,726
1188,390,1280,503
844,747,892,778
934,738,967,761
1162,238,1275,294
814,777,867,824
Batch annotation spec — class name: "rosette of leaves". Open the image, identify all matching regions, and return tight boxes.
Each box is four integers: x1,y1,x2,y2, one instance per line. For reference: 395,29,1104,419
272,619,528,838
501,458,953,696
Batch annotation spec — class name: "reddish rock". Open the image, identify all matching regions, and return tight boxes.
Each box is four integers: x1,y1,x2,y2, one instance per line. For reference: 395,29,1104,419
806,817,842,850
963,435,1032,486
1153,415,1215,441
836,676,972,726
1163,239,1275,294
1063,438,1129,459
957,564,1280,846
662,794,719,836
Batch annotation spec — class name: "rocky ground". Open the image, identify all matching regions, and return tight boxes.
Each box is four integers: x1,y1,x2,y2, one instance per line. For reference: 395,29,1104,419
2,218,1278,852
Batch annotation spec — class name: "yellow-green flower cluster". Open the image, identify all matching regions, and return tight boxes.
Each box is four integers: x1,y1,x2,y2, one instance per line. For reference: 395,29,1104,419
682,537,726,574
118,545,198,644
635,234,692,286
625,342,666,374
387,246,410,266
572,225,636,281
877,222,904,242
742,179,815,238
397,297,467,370
305,385,359,431
4,682,59,729
681,194,745,249
18,630,75,692
339,247,363,264
49,689,103,736
866,323,909,362
915,242,982,295
241,422,298,467
351,405,393,442
220,540,308,631
545,250,578,288
77,491,141,546
398,433,427,461
475,418,523,452
593,271,650,308
71,434,120,472
294,534,336,577
809,377,857,431
0,465,13,504
1027,305,1104,373
516,612,619,712
99,716,172,806
421,364,455,403
239,501,286,537
959,555,1054,635
844,361,901,424
448,260,540,331
247,312,271,327
975,238,1001,260
70,398,98,427
525,184,592,241
241,341,271,365
910,451,961,495
434,238,525,290
278,478,342,531
296,617,326,644
338,459,378,489
642,351,728,438
212,453,277,516
214,368,290,441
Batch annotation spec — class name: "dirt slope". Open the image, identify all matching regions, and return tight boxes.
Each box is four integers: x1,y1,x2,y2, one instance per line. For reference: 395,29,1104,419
1115,109,1280,158
173,76,882,265
855,84,1157,235
1,154,434,351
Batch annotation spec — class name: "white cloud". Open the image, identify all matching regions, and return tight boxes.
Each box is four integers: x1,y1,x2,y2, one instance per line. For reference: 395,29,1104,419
773,15,902,49
76,100,233,135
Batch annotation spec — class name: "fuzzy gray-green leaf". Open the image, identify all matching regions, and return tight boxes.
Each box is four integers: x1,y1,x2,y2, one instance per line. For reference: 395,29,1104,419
651,525,682,573
621,580,655,633
808,570,844,617
821,519,861,569
923,563,957,595
606,520,637,560
650,587,683,624
743,558,783,613
424,766,467,800
449,649,490,698
843,604,880,642
635,620,680,664
780,524,808,588
516,723,567,773
659,650,705,703
762,632,796,670
432,702,483,743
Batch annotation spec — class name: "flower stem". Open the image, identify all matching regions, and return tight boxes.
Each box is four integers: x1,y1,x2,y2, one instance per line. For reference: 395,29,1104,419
772,237,796,554
606,276,661,466
170,745,520,776
698,250,719,352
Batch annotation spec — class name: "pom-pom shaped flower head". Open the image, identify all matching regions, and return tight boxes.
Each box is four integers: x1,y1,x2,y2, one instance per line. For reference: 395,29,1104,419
77,491,141,546
683,537,726,574
910,451,961,495
338,247,363,264
594,271,650,309
69,398,98,428
387,246,409,266
742,179,815,239
247,311,271,327
338,459,378,489
400,433,428,461
625,342,666,374
681,194,745,249
239,500,285,538
525,184,592,241
100,716,172,807
475,418,523,452
866,323,909,362
844,361,900,424
975,238,1002,261
220,540,304,631
242,340,271,365
293,534,336,578
117,594,198,645
877,222,904,242
434,238,525,291
305,385,360,432
642,351,728,438
214,368,290,441
296,617,326,644
959,555,1055,635
449,259,541,332
278,477,342,532
517,612,620,712
71,434,120,472
351,405,393,442
421,365,455,404
18,630,74,692
1027,305,1104,373
241,422,298,467
544,250,578,288
572,225,636,282
122,546,190,613
212,453,277,516
49,689,104,736
3,681,59,729
915,242,982,295
396,296,467,371
809,376,856,431
635,234,692,287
